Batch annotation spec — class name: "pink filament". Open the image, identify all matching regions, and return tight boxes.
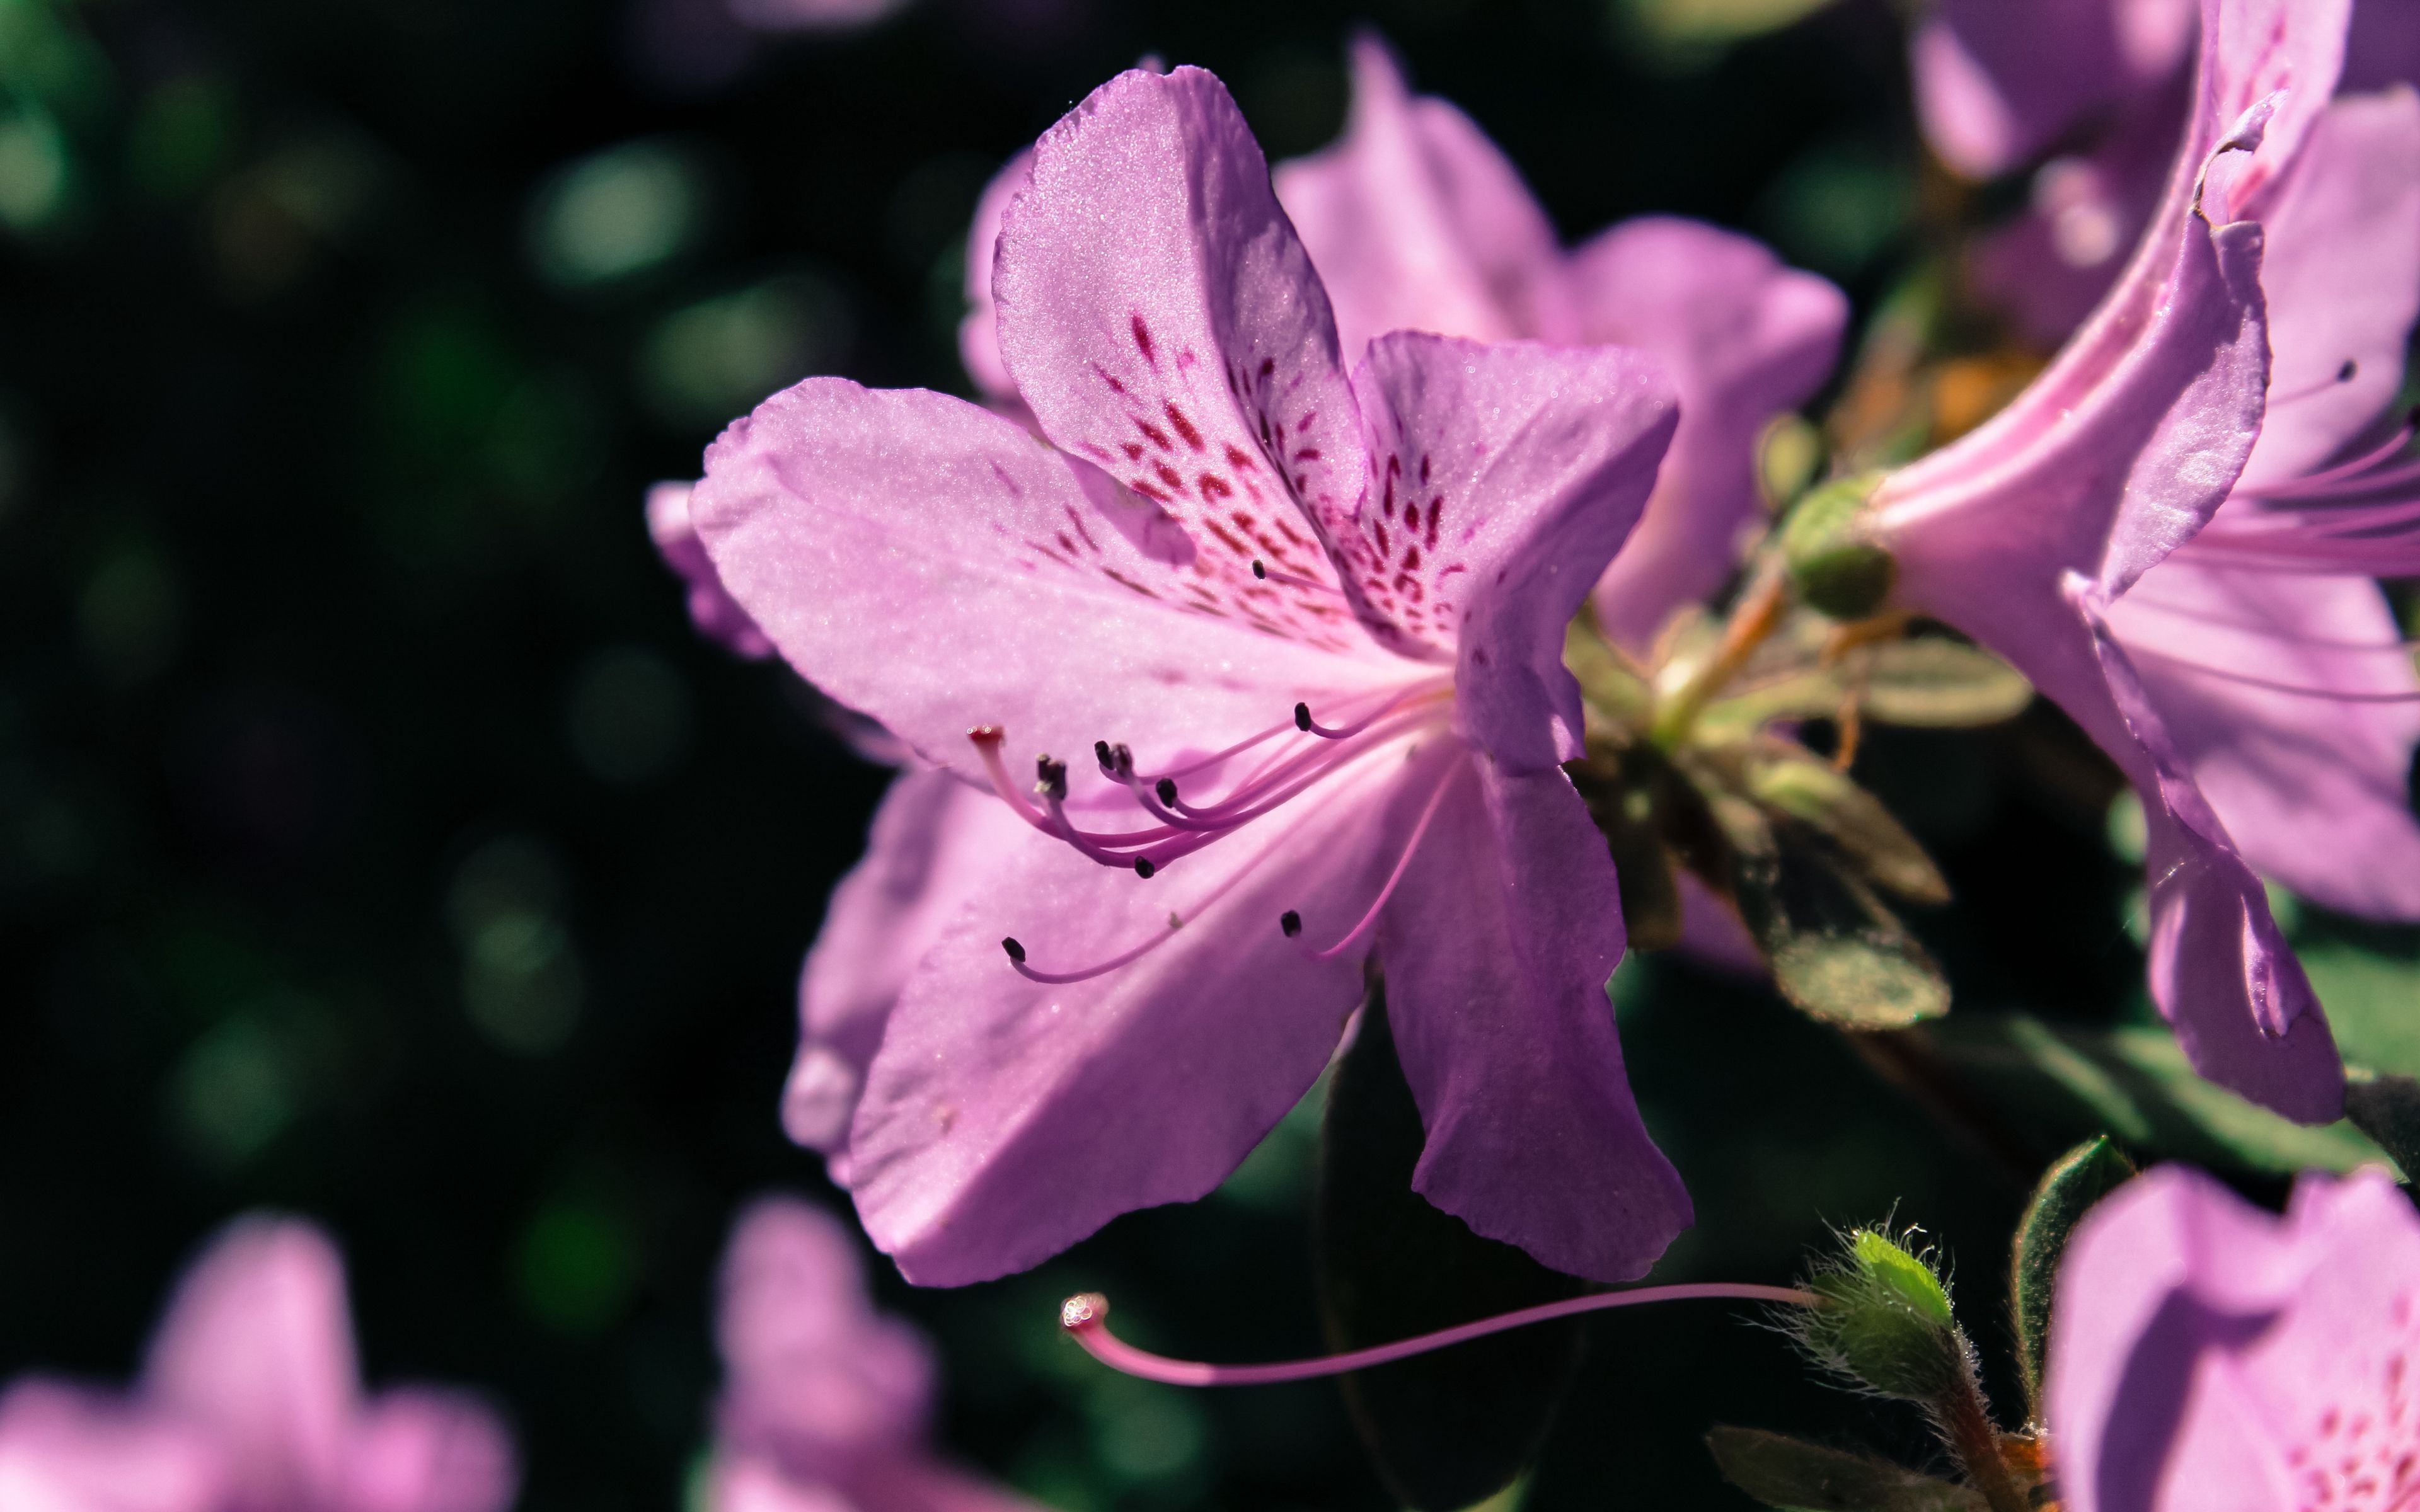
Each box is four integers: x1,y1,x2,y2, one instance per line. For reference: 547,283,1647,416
2124,644,2420,702
1059,1283,1819,1387
1006,827,1299,985
1298,762,1460,961
2114,592,2419,652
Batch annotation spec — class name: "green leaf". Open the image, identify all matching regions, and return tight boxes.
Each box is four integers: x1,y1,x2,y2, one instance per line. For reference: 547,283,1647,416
1855,640,2033,728
1707,1426,1986,1511
2009,1137,2135,1415
1925,1014,2387,1176
1621,0,1843,49
1744,745,1950,905
2344,1070,2420,1181
2300,939,2420,1079
1317,985,1586,1511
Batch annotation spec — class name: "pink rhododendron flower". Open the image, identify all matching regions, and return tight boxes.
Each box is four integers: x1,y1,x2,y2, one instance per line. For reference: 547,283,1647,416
1863,0,2365,1121
651,480,776,660
706,1197,1039,1512
0,1215,516,1512
2045,1164,2420,1512
688,64,1691,1284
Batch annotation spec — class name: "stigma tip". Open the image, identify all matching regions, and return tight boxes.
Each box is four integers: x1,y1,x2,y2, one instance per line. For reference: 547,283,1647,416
1134,857,1156,879
1061,1292,1109,1331
1001,937,1027,963
1293,702,1312,732
969,724,1005,748
1280,910,1301,938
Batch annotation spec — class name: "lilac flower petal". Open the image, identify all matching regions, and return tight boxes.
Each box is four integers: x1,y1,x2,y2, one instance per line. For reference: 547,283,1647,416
690,379,1402,794
2235,88,2420,488
0,1383,223,1512
785,769,1028,1169
2109,563,2420,919
957,149,1031,405
1271,35,1570,366
2075,581,2343,1121
2342,0,2420,91
715,1198,934,1468
991,68,1385,637
843,747,1415,1285
1380,761,1688,1283
340,1390,519,1512
2046,1166,2420,1512
141,1217,362,1511
2199,0,2353,224
1911,0,2195,178
1570,217,1847,647
1349,331,1676,769
648,480,776,660
712,1455,857,1512
1882,191,2267,610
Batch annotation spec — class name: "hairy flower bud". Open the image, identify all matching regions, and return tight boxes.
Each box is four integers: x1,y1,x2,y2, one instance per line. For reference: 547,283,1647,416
1781,472,1894,621
1801,1228,1968,1400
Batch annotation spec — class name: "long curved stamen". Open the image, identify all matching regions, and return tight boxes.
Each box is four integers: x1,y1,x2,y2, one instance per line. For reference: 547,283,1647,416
2242,416,2419,500
2124,644,2420,701
1057,1285,1819,1388
1293,762,1461,961
1294,684,1448,741
2116,592,2420,653
1252,558,1346,595
1000,819,1303,985
969,730,1179,854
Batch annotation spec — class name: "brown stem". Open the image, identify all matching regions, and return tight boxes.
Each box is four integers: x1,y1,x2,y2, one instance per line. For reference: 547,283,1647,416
1652,561,1789,748
1935,1366,2031,1512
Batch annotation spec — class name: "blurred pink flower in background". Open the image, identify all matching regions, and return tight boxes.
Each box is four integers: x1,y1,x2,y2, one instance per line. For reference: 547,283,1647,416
0,1216,515,1512
706,1196,1040,1512
2046,1164,2420,1512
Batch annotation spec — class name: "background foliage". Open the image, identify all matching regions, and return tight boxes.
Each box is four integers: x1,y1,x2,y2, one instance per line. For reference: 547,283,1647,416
2,0,2413,1508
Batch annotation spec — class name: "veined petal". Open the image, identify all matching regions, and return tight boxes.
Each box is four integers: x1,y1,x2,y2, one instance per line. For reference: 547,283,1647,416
2200,0,2352,222
1378,761,1688,1284
1349,333,1676,769
141,1217,362,1511
2237,87,2420,487
0,1384,224,1512
648,481,775,660
994,67,1376,642
340,1390,518,1512
844,738,1422,1285
786,769,1029,1170
2109,563,2420,919
1570,217,1847,648
1272,34,1569,365
2075,583,2344,1121
1883,199,2266,603
691,379,1402,795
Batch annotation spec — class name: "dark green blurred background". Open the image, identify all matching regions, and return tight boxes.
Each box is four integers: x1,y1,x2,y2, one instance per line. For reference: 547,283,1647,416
0,0,2233,1506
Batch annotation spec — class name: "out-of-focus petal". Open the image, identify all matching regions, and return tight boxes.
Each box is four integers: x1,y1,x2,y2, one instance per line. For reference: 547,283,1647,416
712,1453,857,1512
1349,332,1676,768
2236,88,2420,486
2107,563,2420,919
2075,583,2344,1121
647,480,776,660
1569,217,1847,647
956,149,1032,405
340,1390,519,1512
2046,1166,2420,1512
141,1216,362,1512
1272,35,1567,365
2342,0,2420,91
785,769,1028,1170
992,67,1378,634
0,1383,224,1512
1378,761,1688,1283
1911,0,2195,177
690,379,1403,794
843,743,1417,1285
715,1198,933,1470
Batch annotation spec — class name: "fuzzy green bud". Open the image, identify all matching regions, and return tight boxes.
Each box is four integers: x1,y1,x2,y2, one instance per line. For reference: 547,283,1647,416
1801,1228,1968,1400
1781,472,1894,621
